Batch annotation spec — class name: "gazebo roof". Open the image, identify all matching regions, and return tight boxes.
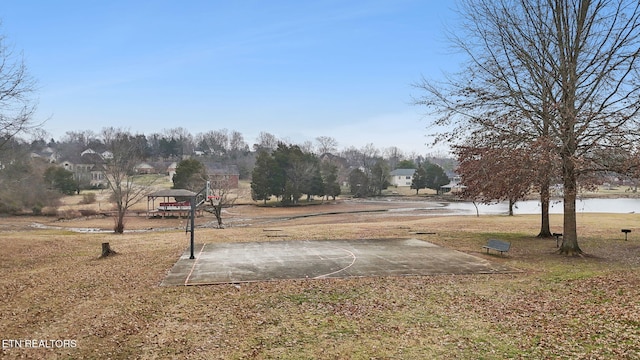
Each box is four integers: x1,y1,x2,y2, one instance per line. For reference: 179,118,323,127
148,189,197,198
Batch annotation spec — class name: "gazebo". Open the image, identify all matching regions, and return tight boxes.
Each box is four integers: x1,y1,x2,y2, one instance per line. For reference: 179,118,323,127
147,189,200,218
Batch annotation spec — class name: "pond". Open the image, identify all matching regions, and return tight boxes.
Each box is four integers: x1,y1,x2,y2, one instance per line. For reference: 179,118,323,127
443,198,640,216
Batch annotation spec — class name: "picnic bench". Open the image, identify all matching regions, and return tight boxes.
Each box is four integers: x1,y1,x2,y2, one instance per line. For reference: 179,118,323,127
482,239,511,255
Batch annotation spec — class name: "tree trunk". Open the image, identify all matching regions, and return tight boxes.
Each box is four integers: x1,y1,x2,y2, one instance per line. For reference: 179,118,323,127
113,203,126,234
101,242,117,258
215,206,223,228
508,199,514,216
559,154,582,255
537,179,552,238
113,210,125,234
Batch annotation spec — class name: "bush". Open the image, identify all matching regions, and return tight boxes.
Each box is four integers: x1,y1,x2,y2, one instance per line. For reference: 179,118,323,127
80,193,97,205
57,209,81,219
79,209,98,217
32,205,42,215
41,207,58,217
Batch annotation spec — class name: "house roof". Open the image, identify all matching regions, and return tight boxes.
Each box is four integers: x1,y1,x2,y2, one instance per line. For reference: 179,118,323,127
135,162,155,169
390,168,416,176
148,189,197,198
60,151,105,165
204,163,239,175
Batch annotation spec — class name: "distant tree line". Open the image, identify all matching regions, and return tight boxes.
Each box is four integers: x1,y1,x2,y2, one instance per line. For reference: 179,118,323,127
2,124,455,214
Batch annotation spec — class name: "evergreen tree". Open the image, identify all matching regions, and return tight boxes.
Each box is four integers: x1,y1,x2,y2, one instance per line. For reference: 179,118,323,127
44,166,78,195
424,163,449,193
396,159,416,169
172,158,207,192
410,166,428,194
321,162,341,200
251,150,276,204
371,159,390,195
303,159,325,201
349,168,369,198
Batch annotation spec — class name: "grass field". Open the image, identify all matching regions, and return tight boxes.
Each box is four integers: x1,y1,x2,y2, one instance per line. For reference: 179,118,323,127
1,205,639,359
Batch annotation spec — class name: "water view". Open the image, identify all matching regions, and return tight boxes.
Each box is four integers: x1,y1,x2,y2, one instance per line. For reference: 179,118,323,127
445,198,640,216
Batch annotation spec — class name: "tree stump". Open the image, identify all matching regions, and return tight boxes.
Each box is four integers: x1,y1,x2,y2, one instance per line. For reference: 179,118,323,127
101,242,117,258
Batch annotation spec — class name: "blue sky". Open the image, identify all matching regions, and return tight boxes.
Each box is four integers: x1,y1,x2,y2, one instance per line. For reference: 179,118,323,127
2,1,461,154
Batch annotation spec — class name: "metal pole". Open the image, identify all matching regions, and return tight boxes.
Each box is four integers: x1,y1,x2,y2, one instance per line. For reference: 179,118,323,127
190,196,195,259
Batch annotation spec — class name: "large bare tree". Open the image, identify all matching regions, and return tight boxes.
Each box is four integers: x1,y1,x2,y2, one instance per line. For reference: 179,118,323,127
0,30,37,149
102,128,157,233
205,176,240,229
416,0,640,255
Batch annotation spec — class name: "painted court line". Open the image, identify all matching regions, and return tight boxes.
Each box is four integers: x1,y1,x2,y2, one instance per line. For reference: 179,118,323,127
313,246,357,279
184,243,206,285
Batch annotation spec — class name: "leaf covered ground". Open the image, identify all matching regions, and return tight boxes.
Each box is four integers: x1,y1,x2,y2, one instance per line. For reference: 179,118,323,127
0,210,639,359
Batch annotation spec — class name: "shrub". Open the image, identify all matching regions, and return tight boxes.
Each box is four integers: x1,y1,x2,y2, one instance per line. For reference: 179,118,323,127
57,209,81,219
79,209,98,217
32,205,42,215
41,207,58,217
80,193,97,205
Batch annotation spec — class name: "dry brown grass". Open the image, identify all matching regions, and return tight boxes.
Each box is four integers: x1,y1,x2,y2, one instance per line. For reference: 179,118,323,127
1,202,639,359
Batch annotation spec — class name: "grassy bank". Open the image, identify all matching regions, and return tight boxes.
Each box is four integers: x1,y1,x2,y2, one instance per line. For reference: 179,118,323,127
0,213,639,359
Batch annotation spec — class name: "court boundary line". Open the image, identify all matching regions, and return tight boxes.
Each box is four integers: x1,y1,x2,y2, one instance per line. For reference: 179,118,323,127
184,243,206,285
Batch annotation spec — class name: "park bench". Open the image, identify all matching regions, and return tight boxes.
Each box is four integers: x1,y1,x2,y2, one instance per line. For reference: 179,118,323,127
482,239,511,255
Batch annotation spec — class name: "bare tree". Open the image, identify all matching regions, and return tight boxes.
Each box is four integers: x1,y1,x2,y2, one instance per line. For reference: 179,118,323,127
229,130,249,153
162,127,194,157
195,129,229,156
315,136,338,155
360,143,381,173
103,129,157,233
205,177,239,228
253,131,279,152
61,130,99,149
0,31,38,149
299,140,314,154
384,146,405,170
416,0,640,255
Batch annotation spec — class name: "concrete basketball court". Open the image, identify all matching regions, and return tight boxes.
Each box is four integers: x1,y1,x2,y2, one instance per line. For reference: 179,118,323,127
161,238,517,286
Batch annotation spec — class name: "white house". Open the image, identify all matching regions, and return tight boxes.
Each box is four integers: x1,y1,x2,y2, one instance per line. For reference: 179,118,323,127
60,151,107,188
389,169,416,187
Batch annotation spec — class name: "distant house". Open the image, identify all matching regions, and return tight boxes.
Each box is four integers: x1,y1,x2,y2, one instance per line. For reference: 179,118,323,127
59,150,107,188
134,162,156,174
101,151,113,159
390,169,416,187
30,147,58,163
204,163,240,188
80,148,96,156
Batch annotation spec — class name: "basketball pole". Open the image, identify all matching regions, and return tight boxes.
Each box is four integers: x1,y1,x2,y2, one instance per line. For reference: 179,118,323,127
189,195,195,259
188,182,210,260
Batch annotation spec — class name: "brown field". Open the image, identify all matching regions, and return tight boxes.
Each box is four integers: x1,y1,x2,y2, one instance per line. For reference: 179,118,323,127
1,195,640,359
